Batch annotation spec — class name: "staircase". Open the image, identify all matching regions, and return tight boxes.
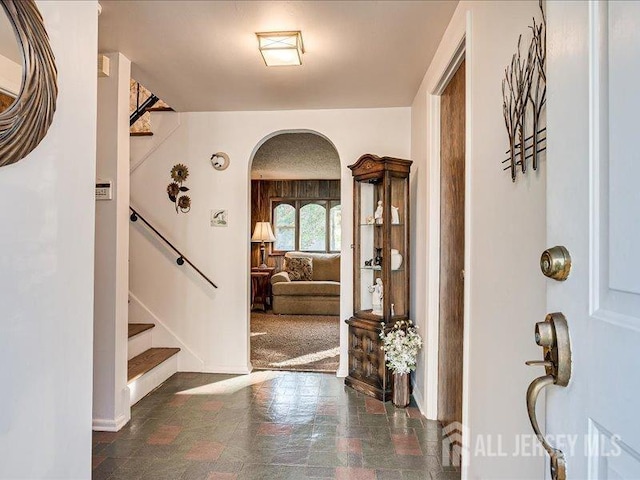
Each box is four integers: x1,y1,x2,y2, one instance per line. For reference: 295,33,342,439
129,79,173,136
127,81,192,405
129,79,181,173
127,322,180,405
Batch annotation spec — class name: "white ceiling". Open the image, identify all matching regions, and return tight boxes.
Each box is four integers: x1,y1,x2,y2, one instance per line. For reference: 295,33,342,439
251,132,341,180
98,1,458,112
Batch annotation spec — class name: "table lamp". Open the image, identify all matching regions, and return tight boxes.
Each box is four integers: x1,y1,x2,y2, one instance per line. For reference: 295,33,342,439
251,221,276,268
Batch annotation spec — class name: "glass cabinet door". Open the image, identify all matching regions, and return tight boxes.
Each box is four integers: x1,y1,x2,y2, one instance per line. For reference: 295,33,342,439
355,179,385,318
354,175,408,321
388,175,409,319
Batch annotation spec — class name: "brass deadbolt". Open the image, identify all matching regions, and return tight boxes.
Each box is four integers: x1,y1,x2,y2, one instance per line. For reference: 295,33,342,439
540,246,571,281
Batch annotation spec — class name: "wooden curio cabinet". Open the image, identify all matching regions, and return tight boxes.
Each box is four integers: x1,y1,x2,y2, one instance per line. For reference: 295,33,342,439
345,154,412,401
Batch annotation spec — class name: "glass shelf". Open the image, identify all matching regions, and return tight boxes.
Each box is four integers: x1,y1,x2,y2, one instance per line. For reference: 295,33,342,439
359,223,404,227
361,266,405,272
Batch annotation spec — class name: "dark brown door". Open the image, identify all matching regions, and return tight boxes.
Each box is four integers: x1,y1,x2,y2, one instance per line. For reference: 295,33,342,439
437,60,465,426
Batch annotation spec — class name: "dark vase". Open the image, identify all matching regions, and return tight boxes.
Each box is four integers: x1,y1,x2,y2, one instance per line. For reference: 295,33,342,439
392,372,410,408
374,247,383,266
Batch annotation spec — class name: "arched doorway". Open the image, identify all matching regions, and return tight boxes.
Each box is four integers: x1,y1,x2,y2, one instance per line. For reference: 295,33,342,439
248,130,342,373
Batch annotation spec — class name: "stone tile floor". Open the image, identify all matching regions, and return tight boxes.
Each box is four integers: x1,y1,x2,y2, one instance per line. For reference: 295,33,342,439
92,371,461,480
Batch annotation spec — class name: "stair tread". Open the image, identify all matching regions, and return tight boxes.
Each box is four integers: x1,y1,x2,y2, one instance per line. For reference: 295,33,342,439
146,106,174,112
128,323,155,338
130,131,153,137
128,347,180,383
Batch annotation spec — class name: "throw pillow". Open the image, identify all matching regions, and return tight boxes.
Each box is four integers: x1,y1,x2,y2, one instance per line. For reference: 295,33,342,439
285,256,313,281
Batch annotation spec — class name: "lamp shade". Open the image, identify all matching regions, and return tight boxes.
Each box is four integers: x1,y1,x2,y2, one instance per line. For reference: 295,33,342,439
251,222,276,243
256,31,304,67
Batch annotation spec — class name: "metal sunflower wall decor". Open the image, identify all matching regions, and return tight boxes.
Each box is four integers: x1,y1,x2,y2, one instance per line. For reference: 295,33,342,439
501,0,546,182
167,163,191,213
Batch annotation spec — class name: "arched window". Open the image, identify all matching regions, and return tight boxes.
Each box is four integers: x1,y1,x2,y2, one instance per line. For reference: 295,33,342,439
273,203,295,251
271,199,341,253
300,203,327,251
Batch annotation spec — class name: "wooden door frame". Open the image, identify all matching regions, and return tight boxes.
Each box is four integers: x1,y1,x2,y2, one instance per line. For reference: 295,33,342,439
423,13,472,462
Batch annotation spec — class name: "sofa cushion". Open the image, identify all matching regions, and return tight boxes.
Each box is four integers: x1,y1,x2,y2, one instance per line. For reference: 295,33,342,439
284,256,313,281
270,271,291,284
285,252,340,281
272,281,340,297
272,296,340,316
311,254,340,281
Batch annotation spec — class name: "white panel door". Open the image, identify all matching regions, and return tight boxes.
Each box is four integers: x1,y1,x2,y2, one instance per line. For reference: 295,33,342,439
545,1,640,479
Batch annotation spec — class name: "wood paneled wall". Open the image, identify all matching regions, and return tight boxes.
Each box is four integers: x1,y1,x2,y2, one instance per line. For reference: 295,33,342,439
437,60,466,426
251,179,340,270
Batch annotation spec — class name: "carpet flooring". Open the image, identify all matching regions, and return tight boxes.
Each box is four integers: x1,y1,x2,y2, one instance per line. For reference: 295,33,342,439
250,312,340,373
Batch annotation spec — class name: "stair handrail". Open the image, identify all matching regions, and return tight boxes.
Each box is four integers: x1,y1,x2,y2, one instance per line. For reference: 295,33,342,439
130,94,159,127
129,206,218,289
130,81,160,127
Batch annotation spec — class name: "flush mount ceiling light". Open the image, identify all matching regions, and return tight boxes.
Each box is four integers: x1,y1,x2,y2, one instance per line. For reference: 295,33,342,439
256,31,304,67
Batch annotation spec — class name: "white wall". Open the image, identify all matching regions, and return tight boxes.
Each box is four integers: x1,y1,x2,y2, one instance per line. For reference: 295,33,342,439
0,52,21,96
411,1,546,478
130,108,410,375
0,1,97,478
94,52,131,431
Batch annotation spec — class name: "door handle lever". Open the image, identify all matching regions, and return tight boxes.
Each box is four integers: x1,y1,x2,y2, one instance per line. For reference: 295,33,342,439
526,373,567,480
525,360,553,368
525,313,572,480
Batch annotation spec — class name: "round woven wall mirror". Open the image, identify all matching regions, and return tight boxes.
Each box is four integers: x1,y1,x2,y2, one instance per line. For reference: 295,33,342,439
0,0,57,168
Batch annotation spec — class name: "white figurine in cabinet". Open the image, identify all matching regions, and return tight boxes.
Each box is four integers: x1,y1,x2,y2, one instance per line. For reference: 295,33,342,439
374,200,383,224
391,249,403,270
391,205,400,224
368,278,383,315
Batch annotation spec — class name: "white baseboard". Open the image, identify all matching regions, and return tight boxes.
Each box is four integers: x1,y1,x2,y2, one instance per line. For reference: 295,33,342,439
411,379,428,417
92,414,129,432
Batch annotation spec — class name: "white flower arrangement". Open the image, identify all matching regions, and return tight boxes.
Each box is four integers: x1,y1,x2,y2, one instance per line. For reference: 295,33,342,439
379,320,423,375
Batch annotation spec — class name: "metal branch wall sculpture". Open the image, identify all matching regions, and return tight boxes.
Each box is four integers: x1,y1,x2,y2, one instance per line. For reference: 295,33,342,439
502,1,546,182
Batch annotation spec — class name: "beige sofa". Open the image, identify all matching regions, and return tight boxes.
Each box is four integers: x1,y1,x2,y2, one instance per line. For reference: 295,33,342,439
271,252,340,315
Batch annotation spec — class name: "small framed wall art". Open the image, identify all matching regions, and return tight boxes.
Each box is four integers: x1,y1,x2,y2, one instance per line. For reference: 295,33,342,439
211,209,228,227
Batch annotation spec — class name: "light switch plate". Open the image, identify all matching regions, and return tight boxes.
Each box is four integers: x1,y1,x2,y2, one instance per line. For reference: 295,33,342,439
95,181,112,200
